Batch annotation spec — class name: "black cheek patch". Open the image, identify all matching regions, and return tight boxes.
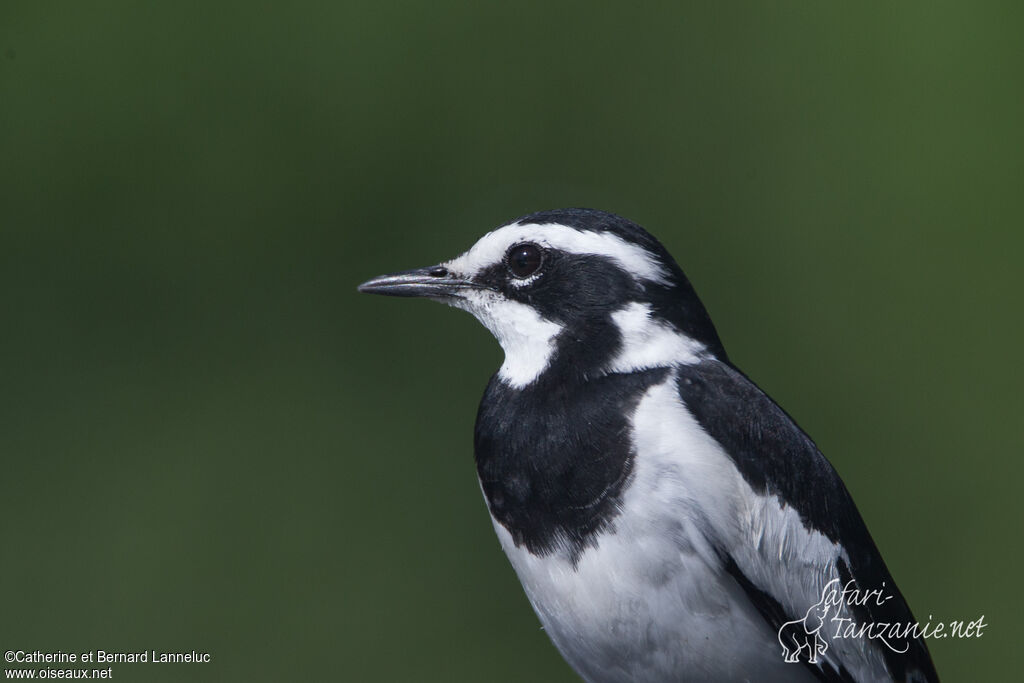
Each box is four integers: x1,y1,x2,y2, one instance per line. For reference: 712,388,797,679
514,252,641,323
476,252,642,326
482,252,645,375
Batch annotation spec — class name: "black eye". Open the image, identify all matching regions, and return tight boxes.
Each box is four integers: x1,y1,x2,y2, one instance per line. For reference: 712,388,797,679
506,243,543,279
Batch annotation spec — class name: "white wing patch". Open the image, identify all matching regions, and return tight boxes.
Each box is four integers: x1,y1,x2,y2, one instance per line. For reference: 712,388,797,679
445,222,670,284
638,373,892,680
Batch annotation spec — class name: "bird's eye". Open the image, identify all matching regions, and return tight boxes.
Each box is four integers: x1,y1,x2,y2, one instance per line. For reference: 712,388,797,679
506,243,543,279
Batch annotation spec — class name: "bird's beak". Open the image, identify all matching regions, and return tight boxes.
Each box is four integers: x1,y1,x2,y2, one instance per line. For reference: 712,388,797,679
357,265,476,299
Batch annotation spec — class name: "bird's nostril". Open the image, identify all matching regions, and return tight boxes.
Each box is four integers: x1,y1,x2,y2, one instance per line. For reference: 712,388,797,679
428,266,449,278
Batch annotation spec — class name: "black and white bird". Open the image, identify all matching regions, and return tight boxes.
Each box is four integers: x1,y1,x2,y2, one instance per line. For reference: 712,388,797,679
358,208,939,683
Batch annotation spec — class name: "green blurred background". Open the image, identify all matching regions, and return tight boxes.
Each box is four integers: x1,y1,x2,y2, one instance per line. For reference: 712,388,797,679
1,2,1021,681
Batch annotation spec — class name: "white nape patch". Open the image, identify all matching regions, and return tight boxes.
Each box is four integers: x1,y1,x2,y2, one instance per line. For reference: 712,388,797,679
607,302,706,373
449,289,562,388
445,222,669,284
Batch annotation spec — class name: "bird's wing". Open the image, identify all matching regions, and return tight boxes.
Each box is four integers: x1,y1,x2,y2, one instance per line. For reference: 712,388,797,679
674,359,939,683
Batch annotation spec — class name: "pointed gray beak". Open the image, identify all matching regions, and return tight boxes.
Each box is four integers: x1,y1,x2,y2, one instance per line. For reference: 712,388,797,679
357,265,481,299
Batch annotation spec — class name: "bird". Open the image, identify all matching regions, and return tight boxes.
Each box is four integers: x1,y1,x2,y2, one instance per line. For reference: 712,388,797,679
358,208,939,683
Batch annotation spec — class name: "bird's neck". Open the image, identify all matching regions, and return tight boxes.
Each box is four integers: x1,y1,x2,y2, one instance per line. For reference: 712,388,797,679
479,297,713,389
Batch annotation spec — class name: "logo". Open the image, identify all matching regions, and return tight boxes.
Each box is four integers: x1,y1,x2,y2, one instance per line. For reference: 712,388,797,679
778,578,987,664
778,592,832,664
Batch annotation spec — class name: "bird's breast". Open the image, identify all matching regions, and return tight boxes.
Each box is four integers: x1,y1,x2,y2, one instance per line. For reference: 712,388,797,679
482,372,819,682
473,367,670,562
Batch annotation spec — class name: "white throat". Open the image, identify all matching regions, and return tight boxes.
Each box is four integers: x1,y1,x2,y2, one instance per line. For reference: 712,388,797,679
450,290,562,388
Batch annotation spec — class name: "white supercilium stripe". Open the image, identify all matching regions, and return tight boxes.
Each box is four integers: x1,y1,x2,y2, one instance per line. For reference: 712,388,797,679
445,223,669,284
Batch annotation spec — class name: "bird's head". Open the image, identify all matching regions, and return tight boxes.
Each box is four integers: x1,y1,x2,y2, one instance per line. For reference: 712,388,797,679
359,208,727,388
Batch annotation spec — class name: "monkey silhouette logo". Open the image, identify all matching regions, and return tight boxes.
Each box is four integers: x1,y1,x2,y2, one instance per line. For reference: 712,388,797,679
778,592,832,664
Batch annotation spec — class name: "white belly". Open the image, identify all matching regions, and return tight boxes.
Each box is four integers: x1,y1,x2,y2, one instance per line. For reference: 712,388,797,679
493,521,816,683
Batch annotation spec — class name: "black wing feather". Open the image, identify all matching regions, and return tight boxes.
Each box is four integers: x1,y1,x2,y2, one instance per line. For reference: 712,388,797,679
677,360,939,682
